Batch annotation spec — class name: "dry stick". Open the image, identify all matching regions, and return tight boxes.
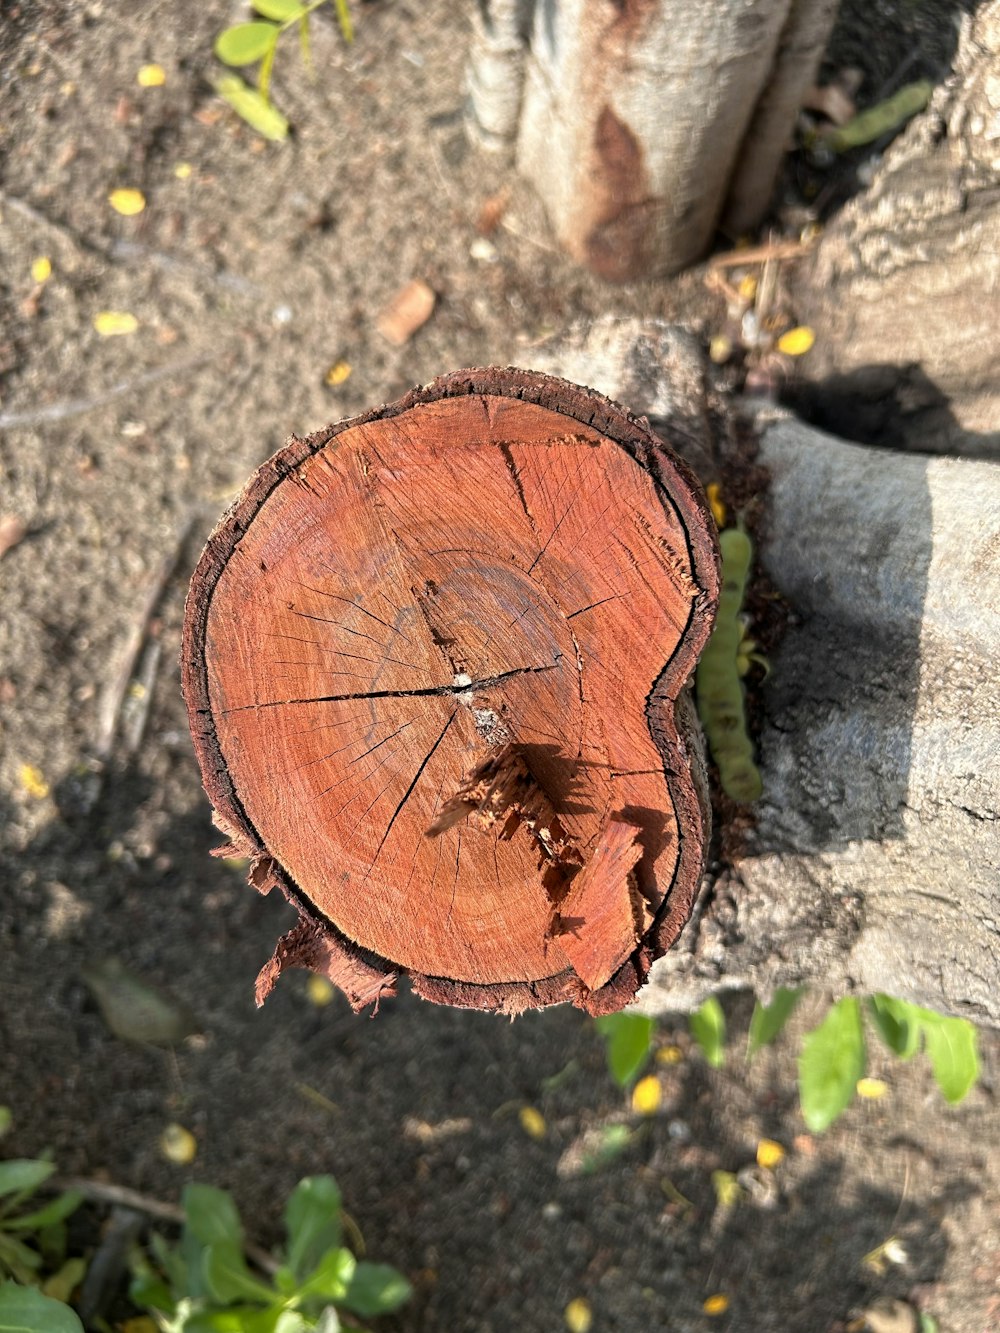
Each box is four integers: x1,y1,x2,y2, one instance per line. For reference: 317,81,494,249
51,1177,280,1276
0,353,215,431
708,236,816,269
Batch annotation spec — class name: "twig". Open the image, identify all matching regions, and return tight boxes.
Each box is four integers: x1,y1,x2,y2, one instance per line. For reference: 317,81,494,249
0,352,215,431
51,1177,280,1276
708,237,816,269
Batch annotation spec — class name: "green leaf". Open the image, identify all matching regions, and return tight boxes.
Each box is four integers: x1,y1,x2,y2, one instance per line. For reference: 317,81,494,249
0,1282,84,1333
579,1124,633,1174
798,997,866,1133
258,38,278,101
869,995,921,1059
748,987,804,1056
214,76,290,141
184,1308,286,1333
918,1314,939,1333
284,1177,342,1282
214,22,280,67
183,1184,244,1249
128,1271,176,1315
297,1247,354,1303
0,1234,43,1285
41,1258,86,1305
0,1162,54,1202
340,1262,412,1318
0,1112,11,1140
689,996,726,1068
594,1013,654,1087
331,0,354,44
252,0,306,18
202,1241,274,1305
5,1192,83,1233
921,1015,979,1104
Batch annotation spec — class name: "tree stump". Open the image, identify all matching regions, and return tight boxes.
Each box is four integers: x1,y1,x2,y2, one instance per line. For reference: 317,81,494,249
182,369,719,1015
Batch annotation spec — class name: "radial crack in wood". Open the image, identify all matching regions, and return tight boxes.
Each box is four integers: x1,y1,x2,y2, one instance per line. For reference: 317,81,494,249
182,368,719,1015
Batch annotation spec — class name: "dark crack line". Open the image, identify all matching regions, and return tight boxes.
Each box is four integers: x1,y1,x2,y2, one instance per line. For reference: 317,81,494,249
294,582,413,643
566,592,629,619
219,663,559,715
371,710,457,867
528,491,577,575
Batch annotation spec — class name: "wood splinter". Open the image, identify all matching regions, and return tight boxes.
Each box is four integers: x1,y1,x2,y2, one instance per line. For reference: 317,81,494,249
182,367,719,1015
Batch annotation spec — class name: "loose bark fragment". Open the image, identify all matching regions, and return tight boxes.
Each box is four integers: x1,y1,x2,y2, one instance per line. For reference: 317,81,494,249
182,367,718,1015
374,279,436,346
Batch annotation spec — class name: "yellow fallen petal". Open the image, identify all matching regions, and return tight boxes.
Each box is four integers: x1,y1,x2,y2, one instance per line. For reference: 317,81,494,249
519,1106,546,1140
776,325,816,356
711,1169,742,1208
174,162,193,179
137,63,166,88
631,1075,661,1116
708,334,732,365
705,483,726,529
19,764,50,800
756,1138,785,1169
160,1122,197,1164
93,310,139,336
325,360,352,386
737,273,758,301
703,1293,729,1316
306,973,335,1007
31,256,52,284
108,187,147,216
856,1077,889,1099
564,1297,593,1333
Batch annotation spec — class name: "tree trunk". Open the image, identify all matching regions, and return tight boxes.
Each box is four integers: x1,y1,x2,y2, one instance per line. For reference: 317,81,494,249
182,368,719,1016
468,0,837,278
538,319,1000,1026
787,0,1000,460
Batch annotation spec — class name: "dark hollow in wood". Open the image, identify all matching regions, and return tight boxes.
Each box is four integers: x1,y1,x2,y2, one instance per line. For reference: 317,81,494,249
182,368,719,1015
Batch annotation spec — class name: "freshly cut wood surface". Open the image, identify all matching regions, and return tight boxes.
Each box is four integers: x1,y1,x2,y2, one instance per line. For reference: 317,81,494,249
182,368,718,1014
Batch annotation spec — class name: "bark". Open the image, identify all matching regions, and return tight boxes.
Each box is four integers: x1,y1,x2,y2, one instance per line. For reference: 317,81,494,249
788,0,1000,459
182,368,719,1016
539,319,1000,1026
469,0,837,278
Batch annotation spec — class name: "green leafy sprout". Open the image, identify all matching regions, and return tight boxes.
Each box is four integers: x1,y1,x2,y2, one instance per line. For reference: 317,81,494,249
595,993,980,1134
131,1175,411,1331
213,0,354,141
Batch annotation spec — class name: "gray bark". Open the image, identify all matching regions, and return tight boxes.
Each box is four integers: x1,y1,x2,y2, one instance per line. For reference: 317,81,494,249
788,0,1000,459
535,319,1000,1025
469,0,837,278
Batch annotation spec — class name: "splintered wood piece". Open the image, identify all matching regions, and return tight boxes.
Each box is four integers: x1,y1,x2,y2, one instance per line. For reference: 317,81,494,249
182,368,719,1016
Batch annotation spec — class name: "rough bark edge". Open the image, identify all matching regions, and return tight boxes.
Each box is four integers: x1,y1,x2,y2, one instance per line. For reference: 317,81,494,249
181,367,720,1015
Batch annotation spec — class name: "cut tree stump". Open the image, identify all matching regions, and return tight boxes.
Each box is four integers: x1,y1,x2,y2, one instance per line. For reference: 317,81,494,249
182,368,719,1015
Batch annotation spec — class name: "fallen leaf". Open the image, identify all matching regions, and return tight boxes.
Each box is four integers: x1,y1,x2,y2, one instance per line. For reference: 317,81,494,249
325,360,352,386
655,1043,684,1065
705,483,726,528
519,1106,546,1140
137,63,166,88
777,325,815,356
709,334,733,365
375,278,436,346
861,1297,919,1333
0,514,27,559
856,1076,889,1099
160,1123,197,1165
174,162,193,179
476,188,509,236
30,256,52,284
756,1137,785,1169
306,974,335,1006
631,1075,661,1116
93,310,139,336
703,1294,730,1316
108,187,147,216
564,1297,592,1333
81,956,199,1045
19,763,50,799
711,1169,743,1208
738,273,758,301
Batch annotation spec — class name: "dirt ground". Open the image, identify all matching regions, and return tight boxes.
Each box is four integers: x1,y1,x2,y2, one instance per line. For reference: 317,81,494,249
2,3,998,1331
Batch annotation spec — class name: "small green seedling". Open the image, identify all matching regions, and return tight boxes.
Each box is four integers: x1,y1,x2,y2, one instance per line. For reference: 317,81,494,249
0,1124,86,1332
131,1175,411,1331
748,992,981,1133
696,526,763,803
213,0,354,140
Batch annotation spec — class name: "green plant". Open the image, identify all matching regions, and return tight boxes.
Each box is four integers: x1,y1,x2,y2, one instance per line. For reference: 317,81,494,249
131,1176,411,1331
750,992,980,1133
594,1013,654,1088
0,1113,87,1332
212,0,354,141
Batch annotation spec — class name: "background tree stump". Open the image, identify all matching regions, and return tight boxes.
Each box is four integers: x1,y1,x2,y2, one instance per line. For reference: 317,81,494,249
183,369,719,1015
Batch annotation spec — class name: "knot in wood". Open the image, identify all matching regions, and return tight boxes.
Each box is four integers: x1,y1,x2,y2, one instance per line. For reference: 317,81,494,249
182,368,718,1015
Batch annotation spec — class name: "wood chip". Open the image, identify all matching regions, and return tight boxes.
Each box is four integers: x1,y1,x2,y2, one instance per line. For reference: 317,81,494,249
0,514,27,559
375,278,436,346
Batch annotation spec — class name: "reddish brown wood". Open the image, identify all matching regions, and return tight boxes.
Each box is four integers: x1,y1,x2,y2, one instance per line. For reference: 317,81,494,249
182,368,719,1015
